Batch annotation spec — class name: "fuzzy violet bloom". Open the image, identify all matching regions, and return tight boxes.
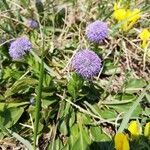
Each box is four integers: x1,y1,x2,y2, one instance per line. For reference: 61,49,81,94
85,20,108,43
27,19,39,29
9,37,32,60
71,49,102,78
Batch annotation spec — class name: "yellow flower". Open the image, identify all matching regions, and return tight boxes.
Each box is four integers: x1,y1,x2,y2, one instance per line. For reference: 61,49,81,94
139,29,150,49
114,2,120,10
113,8,126,21
114,133,130,150
113,2,126,21
113,3,141,31
144,122,150,137
139,29,150,40
125,9,141,31
130,9,140,22
121,9,131,31
128,121,142,136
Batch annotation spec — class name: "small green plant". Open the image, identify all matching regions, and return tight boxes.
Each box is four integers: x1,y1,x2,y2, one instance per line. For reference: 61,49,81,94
0,0,149,149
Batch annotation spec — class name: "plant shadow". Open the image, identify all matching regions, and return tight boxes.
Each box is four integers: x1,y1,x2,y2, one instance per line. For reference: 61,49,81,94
90,141,114,150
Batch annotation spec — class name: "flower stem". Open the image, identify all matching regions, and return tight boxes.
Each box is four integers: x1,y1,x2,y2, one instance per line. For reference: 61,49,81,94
33,53,44,149
33,23,44,150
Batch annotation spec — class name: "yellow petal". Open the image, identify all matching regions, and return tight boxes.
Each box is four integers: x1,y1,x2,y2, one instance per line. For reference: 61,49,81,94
128,121,142,136
114,133,130,150
139,29,150,41
113,8,127,21
144,122,150,137
129,9,141,22
126,9,132,18
123,9,141,31
141,40,149,49
113,1,123,10
114,2,119,10
122,9,131,31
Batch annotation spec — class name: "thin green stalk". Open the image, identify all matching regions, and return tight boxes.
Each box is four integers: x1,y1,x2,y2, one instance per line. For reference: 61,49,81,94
33,1,45,148
33,53,44,149
33,28,44,150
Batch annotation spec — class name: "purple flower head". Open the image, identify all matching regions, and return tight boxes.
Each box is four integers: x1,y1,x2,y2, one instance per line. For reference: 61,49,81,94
85,20,108,43
27,19,39,29
9,37,32,60
71,49,102,78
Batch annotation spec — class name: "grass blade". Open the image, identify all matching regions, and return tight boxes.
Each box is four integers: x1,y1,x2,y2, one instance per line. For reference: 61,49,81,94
0,125,32,150
8,128,33,150
118,84,150,132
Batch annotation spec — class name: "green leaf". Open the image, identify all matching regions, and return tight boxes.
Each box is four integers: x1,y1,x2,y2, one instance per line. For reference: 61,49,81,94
69,109,75,127
58,117,68,135
0,107,24,128
48,138,63,150
0,102,29,109
0,94,4,100
145,93,150,103
72,126,90,150
124,79,147,93
90,126,102,141
62,144,70,150
83,102,102,118
98,133,111,141
114,93,136,101
42,98,57,109
5,77,38,98
3,67,23,80
99,109,116,119
0,132,5,140
132,105,142,117
108,103,142,117
118,85,149,132
67,73,83,99
143,107,150,116
29,51,61,78
58,103,75,135
103,60,121,75
69,124,79,148
81,113,93,125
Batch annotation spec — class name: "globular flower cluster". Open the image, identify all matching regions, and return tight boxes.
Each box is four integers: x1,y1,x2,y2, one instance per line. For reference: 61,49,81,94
85,20,108,43
27,19,39,29
9,37,32,60
71,49,102,78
